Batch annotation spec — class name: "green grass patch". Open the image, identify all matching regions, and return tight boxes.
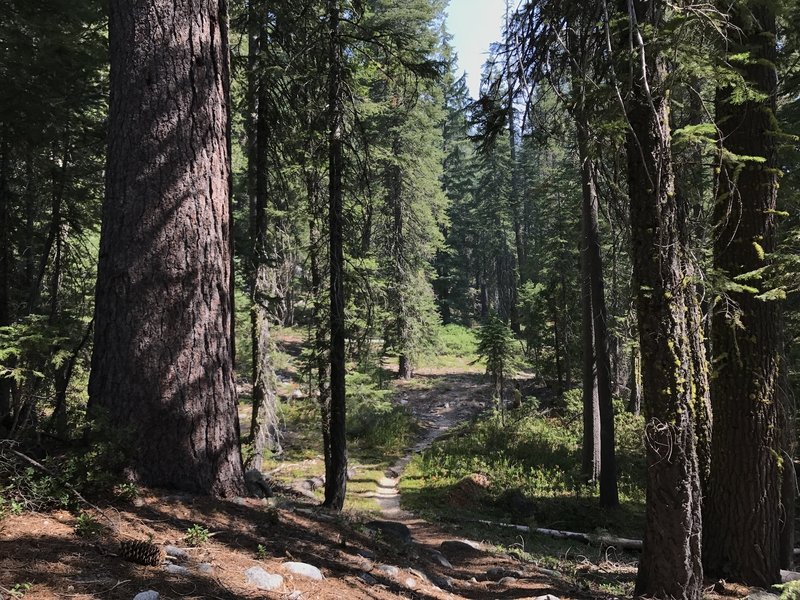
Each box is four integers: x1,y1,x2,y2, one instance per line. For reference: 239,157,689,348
399,397,646,538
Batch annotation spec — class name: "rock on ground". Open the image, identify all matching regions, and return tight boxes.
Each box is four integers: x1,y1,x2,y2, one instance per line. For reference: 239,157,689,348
283,561,324,581
245,566,284,591
133,592,159,600
365,520,412,543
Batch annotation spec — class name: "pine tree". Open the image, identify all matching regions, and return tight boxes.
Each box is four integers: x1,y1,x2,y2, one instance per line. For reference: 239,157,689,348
89,0,245,496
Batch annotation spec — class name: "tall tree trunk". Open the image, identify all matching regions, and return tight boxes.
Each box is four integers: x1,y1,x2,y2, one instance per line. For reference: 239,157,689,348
626,344,641,416
703,2,784,585
246,0,281,470
0,135,10,422
553,306,563,394
577,122,618,507
388,142,412,380
624,3,703,597
324,0,347,511
580,275,601,482
308,180,332,484
89,0,245,497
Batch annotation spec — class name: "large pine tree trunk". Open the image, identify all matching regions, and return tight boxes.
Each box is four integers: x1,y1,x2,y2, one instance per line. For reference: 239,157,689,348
624,3,703,597
703,2,785,585
89,0,245,497
324,0,348,511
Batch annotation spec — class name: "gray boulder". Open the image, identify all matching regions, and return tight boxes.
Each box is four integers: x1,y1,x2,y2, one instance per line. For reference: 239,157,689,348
366,520,412,543
245,469,273,498
283,562,324,581
245,566,284,591
133,592,159,600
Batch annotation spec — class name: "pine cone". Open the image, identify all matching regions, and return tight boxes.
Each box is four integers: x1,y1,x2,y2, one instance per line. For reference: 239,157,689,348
119,539,164,566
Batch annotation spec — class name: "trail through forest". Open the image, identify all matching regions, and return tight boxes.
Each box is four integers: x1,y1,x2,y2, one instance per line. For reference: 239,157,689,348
371,370,489,516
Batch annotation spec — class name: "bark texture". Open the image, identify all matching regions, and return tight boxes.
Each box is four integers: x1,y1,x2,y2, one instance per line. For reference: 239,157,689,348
703,2,785,585
625,2,703,597
89,0,245,497
324,0,348,511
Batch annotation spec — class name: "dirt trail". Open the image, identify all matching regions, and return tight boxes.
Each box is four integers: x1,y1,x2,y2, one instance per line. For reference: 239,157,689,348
370,369,489,517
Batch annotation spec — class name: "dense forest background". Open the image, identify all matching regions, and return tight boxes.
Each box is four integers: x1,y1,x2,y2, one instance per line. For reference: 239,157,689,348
1,0,800,597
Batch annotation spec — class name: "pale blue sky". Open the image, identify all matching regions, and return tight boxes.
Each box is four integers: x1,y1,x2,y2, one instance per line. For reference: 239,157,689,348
445,0,506,99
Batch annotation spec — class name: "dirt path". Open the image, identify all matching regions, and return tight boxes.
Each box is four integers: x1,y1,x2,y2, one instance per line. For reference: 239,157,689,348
370,369,489,517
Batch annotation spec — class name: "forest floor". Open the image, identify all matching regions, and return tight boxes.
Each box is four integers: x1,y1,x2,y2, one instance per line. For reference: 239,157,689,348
0,330,773,599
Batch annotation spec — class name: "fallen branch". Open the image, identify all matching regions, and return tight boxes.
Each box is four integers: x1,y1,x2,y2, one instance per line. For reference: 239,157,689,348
466,518,643,551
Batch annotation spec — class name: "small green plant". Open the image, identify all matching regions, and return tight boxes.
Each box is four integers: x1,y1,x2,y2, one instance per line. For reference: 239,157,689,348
775,580,800,600
185,524,211,547
8,582,33,598
114,482,139,501
256,543,268,559
74,512,103,537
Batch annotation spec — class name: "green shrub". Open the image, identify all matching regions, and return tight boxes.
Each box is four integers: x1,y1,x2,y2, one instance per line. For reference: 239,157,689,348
346,372,414,453
435,324,478,357
185,524,211,546
74,512,103,537
401,400,647,534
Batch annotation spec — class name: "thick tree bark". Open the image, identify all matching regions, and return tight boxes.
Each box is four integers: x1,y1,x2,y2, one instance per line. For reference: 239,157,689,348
703,2,785,585
324,0,348,511
246,0,281,470
89,0,245,497
624,3,703,597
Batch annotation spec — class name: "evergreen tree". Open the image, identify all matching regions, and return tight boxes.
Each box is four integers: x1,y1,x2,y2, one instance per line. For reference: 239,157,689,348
89,0,245,497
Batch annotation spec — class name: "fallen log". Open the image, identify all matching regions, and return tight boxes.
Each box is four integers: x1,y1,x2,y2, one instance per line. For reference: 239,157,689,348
466,518,643,551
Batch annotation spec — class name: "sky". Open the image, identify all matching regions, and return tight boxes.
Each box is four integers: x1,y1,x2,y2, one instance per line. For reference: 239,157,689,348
445,0,506,99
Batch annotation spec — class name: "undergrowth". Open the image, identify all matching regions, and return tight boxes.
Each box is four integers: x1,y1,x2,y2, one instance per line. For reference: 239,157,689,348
400,392,647,537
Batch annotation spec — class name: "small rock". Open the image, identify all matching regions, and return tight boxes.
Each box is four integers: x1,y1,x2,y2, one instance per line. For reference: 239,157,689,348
197,563,214,573
403,577,417,590
430,575,455,590
164,564,189,575
782,570,800,583
358,572,377,585
366,521,412,543
747,594,779,600
163,545,187,560
486,567,523,581
440,539,484,560
496,576,517,585
429,550,452,569
288,592,303,600
245,566,284,591
533,595,561,600
535,566,561,578
284,562,324,581
356,548,376,560
133,592,159,600
377,564,400,577
132,498,146,508
245,469,273,499
233,496,248,505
